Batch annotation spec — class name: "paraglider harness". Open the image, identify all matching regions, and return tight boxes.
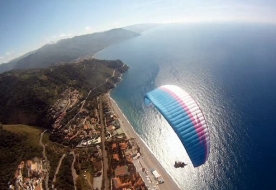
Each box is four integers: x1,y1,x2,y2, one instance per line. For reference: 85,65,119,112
174,161,187,168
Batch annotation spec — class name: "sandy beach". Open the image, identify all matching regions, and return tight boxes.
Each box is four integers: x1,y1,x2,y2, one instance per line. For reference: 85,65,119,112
108,94,181,190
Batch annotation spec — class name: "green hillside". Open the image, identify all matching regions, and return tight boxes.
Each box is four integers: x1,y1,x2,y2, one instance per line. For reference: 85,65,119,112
0,124,43,189
0,59,129,128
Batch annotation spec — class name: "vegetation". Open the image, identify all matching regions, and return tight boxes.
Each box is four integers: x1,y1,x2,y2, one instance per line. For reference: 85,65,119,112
0,59,129,128
42,131,68,186
74,148,98,190
0,52,131,189
0,124,42,189
54,154,74,190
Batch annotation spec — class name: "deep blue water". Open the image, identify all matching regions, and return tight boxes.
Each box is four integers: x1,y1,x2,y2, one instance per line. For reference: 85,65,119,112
96,23,276,189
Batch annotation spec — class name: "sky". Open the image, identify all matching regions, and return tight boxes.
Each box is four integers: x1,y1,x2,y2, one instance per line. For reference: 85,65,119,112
1,0,276,64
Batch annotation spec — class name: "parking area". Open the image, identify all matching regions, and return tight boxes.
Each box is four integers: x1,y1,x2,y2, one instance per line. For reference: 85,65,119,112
133,158,160,190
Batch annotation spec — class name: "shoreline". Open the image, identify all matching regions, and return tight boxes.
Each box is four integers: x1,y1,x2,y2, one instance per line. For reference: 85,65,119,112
107,93,181,190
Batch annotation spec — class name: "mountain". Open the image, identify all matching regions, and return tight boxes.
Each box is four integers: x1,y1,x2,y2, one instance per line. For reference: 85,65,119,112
0,28,139,73
0,51,37,73
0,59,129,128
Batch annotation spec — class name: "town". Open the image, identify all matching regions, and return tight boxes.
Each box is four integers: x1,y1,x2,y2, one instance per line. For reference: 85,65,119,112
9,86,164,190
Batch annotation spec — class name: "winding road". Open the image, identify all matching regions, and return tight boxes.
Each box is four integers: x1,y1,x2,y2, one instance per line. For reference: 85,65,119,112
64,63,125,129
52,153,66,186
45,64,126,189
70,151,78,190
39,130,49,190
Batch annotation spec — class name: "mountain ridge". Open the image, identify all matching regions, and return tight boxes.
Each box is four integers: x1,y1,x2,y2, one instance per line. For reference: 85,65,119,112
0,28,139,73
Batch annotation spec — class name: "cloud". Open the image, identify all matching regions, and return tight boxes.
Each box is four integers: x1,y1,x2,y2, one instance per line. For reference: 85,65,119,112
58,33,73,38
6,51,13,56
85,26,93,33
85,26,91,31
58,34,73,39
44,32,73,44
0,51,16,63
59,33,66,38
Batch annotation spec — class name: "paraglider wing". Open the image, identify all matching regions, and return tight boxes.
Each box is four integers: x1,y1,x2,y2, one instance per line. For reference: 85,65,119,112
144,85,210,167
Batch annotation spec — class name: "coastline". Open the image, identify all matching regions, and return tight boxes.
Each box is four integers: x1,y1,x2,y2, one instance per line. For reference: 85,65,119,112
107,93,181,190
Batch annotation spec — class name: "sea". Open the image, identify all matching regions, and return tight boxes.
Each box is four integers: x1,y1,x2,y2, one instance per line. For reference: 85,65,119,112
95,23,276,190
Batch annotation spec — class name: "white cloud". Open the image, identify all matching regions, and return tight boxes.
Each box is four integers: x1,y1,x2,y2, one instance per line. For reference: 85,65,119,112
44,32,73,44
58,33,73,39
59,33,66,38
6,51,13,56
84,26,94,34
0,51,17,63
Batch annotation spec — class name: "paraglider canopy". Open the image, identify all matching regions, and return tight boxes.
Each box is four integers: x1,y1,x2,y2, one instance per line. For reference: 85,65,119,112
144,85,210,167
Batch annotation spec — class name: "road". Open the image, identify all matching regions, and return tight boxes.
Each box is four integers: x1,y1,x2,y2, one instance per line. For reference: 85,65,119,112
63,64,125,130
100,95,109,190
52,153,66,187
80,64,124,111
70,151,78,190
39,130,49,190
48,64,126,189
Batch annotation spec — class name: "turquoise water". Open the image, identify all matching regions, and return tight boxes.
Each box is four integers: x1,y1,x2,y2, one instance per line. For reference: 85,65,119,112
96,23,276,189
